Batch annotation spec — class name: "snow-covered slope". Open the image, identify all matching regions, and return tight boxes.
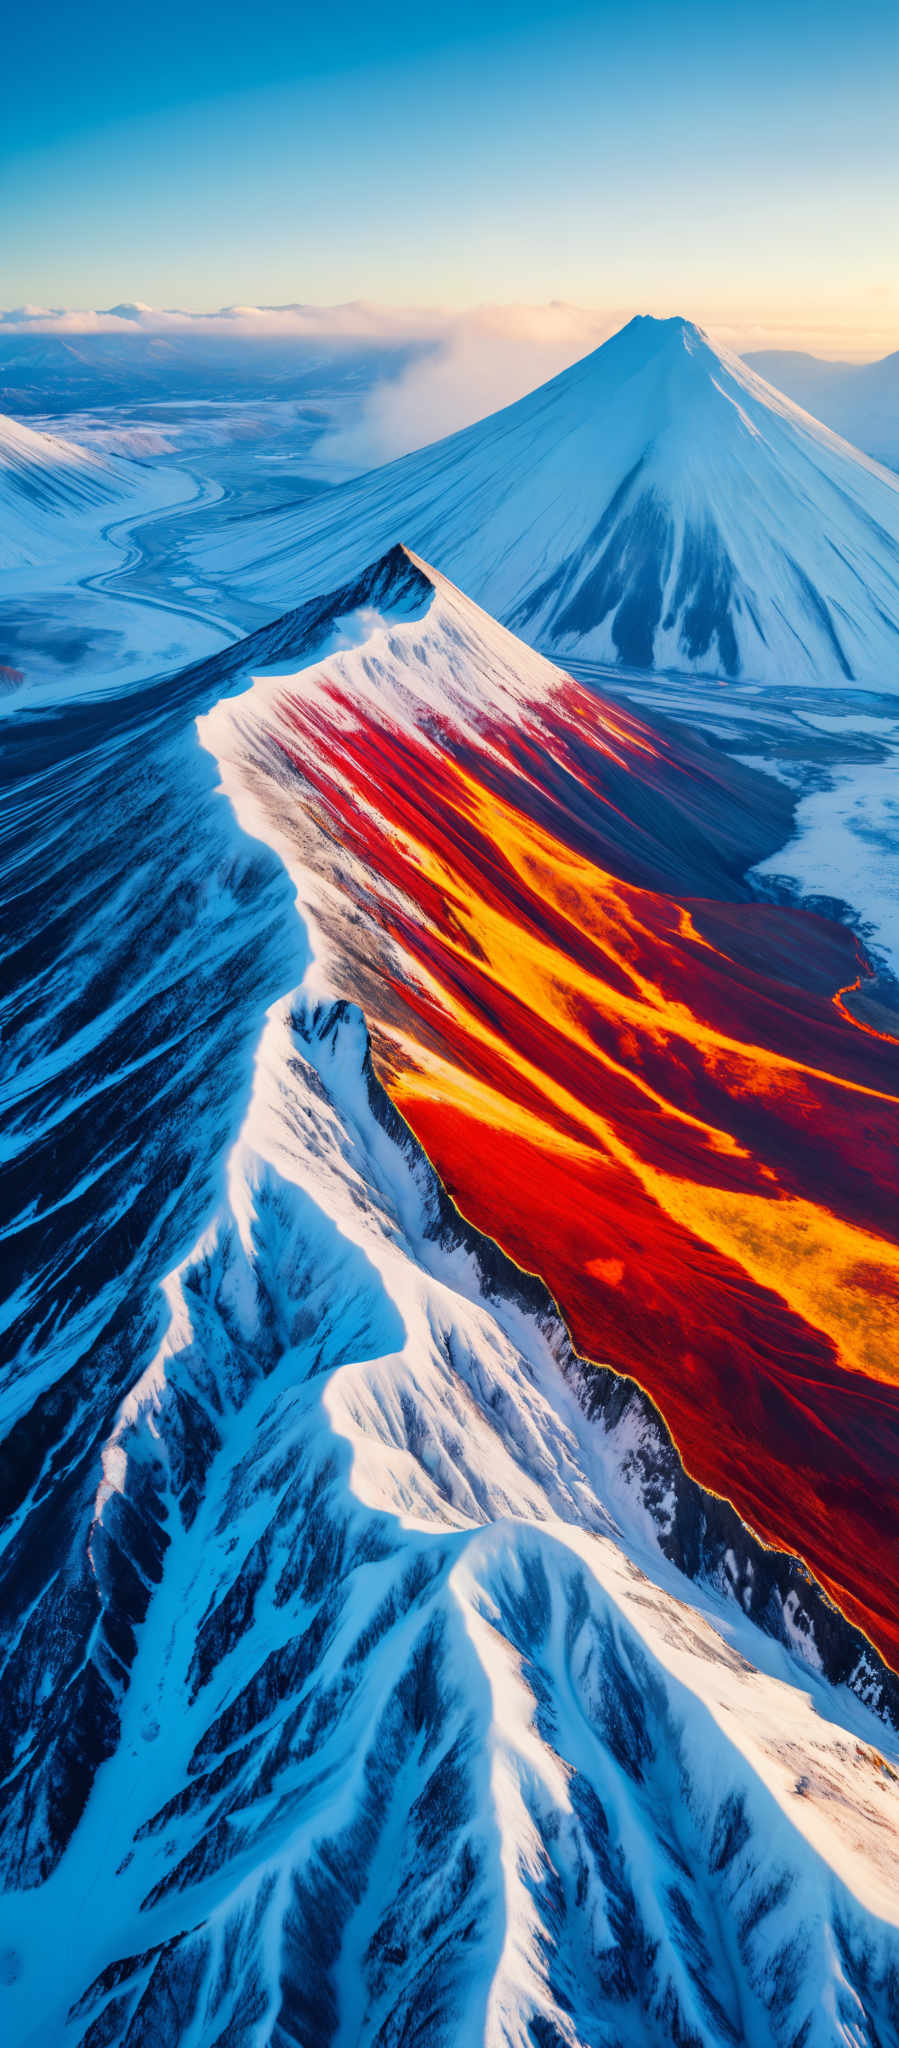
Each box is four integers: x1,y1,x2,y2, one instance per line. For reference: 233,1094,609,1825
186,314,899,686
0,409,186,571
8,993,899,2048
4,548,899,2045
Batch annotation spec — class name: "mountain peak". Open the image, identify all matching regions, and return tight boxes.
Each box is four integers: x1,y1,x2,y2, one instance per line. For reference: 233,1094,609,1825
189,307,899,688
621,310,702,337
607,311,709,356
575,312,727,396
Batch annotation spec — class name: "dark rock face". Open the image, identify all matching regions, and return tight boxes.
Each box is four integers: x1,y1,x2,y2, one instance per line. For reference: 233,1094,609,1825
517,477,755,680
665,519,739,673
553,488,673,669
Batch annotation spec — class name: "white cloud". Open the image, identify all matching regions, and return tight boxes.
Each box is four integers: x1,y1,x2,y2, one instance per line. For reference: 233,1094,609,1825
0,301,447,340
314,303,627,466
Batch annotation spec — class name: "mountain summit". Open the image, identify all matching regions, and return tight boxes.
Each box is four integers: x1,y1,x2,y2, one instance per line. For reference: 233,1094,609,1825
191,312,899,685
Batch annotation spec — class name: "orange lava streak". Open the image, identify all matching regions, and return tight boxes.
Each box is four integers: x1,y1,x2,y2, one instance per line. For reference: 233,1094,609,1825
271,667,899,1665
833,940,899,1046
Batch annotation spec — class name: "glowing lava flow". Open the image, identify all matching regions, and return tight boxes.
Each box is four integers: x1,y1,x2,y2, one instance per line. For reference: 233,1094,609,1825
226,587,899,1666
833,941,899,1045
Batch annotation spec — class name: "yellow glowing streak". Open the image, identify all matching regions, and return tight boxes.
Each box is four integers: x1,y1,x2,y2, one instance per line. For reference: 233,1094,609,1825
374,767,899,1386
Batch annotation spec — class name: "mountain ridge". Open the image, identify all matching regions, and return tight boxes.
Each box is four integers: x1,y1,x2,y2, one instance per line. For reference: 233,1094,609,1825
4,546,899,2043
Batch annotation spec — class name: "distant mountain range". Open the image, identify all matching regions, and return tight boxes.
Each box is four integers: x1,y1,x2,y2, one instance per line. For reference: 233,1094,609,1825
187,314,899,687
0,325,424,418
744,346,899,470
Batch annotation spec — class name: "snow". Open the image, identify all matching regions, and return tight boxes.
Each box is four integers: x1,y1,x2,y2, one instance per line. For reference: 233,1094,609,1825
13,559,897,2040
0,461,236,709
0,410,191,574
754,745,899,981
186,314,899,689
6,960,898,2043
5,361,899,2037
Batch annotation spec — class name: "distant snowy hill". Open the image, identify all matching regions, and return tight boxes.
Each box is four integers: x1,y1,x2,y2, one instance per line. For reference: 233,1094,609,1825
0,409,186,571
4,549,899,2045
186,314,899,686
744,346,899,472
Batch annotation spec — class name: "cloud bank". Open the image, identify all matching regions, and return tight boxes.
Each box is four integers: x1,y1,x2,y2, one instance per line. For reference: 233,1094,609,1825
0,301,627,464
2,299,894,468
2,297,893,354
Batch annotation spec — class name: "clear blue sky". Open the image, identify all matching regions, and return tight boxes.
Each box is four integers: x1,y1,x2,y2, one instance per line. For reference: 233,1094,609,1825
3,0,897,349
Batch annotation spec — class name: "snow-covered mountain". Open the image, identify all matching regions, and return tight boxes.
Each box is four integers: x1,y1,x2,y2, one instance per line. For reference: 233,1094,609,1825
10,996,899,2047
0,409,185,571
4,548,899,2045
186,314,899,686
744,346,899,473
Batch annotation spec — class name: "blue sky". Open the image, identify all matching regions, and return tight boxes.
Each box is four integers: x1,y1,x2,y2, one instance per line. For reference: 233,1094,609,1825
4,0,898,350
